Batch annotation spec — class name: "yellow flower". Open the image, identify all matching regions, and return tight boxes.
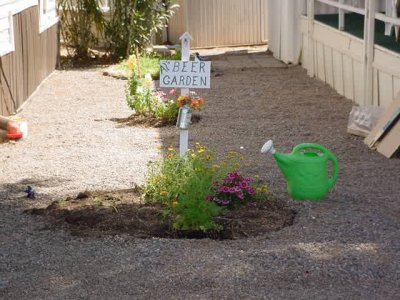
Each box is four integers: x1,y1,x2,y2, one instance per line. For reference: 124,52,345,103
127,55,136,71
256,186,268,193
168,147,175,152
171,201,178,207
197,148,205,154
254,175,260,178
159,191,168,196
228,150,237,155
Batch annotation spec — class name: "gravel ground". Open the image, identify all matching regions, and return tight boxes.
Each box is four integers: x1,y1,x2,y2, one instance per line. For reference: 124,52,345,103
1,52,400,299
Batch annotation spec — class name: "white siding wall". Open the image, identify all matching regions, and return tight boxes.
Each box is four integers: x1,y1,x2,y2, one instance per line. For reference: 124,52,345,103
0,0,38,56
300,17,400,107
0,9,13,56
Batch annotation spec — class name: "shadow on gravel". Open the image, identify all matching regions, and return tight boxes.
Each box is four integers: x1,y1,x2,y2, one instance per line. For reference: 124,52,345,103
0,177,71,201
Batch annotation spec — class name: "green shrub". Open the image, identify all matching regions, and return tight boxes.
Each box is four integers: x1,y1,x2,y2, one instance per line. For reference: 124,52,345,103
58,0,104,58
105,0,179,57
144,145,243,231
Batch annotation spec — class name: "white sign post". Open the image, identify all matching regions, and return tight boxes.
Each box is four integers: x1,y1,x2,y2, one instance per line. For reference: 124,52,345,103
159,32,211,157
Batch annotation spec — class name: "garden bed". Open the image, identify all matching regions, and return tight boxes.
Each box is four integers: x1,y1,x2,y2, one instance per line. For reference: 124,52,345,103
27,189,295,240
109,113,201,128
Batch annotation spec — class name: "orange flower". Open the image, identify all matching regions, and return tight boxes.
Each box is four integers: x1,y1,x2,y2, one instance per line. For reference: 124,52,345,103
189,100,199,108
171,201,178,207
198,98,205,106
176,95,189,107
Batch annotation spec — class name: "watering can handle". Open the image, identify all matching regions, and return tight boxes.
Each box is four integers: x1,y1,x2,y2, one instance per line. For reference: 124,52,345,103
292,143,339,189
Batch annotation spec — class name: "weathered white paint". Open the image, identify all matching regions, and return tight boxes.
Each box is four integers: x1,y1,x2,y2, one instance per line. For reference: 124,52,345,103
0,10,13,56
39,0,59,33
169,0,268,48
179,32,191,157
300,17,400,107
0,0,37,16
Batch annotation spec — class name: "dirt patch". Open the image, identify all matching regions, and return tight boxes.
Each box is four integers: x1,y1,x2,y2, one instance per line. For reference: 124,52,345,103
109,113,201,128
27,190,296,239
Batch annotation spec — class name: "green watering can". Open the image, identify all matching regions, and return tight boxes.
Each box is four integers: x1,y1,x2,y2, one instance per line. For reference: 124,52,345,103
261,140,339,200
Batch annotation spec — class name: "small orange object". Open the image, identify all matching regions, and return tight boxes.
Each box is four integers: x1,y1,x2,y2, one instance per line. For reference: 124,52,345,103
6,121,23,139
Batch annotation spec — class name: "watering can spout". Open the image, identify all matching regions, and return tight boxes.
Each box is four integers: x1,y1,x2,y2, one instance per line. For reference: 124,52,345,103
261,140,290,169
261,140,276,154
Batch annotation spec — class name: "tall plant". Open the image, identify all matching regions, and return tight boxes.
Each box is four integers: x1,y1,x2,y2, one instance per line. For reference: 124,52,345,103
58,0,104,58
105,0,179,58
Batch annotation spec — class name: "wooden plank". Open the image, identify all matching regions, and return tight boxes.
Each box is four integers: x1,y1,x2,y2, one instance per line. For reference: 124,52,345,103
353,60,364,105
373,68,379,106
393,77,400,100
324,45,334,86
378,72,394,108
365,92,400,148
0,6,58,116
373,47,400,78
316,41,325,82
342,55,354,100
332,50,344,94
376,120,400,157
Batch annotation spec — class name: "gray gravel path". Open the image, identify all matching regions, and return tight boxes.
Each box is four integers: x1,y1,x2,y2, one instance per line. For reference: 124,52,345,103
1,53,399,299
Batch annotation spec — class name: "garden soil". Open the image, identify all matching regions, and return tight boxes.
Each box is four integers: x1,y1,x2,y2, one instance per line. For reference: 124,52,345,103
1,51,400,299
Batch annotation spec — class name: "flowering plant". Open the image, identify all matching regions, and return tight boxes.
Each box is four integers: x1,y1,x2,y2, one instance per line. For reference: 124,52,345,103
175,91,206,110
207,171,256,206
154,89,205,111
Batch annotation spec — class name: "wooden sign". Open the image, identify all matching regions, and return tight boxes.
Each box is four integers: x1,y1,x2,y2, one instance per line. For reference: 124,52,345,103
159,60,211,89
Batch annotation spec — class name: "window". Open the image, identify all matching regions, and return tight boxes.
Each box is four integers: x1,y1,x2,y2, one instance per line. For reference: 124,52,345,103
39,0,59,33
0,10,14,56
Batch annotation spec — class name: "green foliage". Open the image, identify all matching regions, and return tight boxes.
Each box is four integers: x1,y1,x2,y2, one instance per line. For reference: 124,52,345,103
144,144,242,231
129,0,178,53
58,0,104,58
105,0,179,57
104,0,134,58
126,72,178,120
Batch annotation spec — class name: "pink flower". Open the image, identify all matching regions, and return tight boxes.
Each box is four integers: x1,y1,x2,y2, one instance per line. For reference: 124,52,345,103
169,88,177,96
228,171,239,179
229,187,237,193
236,191,244,199
222,186,230,193
239,181,248,189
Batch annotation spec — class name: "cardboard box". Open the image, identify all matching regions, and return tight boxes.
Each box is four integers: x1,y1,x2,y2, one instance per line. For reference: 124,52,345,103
364,93,400,158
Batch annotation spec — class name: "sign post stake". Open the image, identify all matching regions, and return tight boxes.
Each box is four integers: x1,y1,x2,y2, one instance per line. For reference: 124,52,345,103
179,32,192,157
159,32,211,158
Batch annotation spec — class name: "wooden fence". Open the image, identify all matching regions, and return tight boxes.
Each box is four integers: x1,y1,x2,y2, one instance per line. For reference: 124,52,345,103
168,0,268,48
0,6,58,116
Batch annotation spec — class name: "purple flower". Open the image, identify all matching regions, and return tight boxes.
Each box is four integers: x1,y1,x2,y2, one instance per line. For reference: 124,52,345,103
247,187,255,196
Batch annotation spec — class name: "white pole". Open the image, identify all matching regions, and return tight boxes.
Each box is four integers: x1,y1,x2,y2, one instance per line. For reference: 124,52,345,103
179,32,192,157
307,0,315,77
339,0,345,31
363,0,376,106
